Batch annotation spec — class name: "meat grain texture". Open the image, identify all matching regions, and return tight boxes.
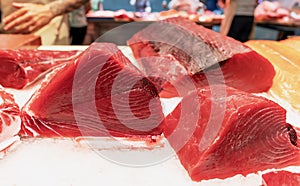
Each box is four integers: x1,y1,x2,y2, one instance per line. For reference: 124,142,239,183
21,43,164,138
0,49,81,89
0,17,298,185
128,17,275,97
162,85,300,181
262,171,300,186
0,86,20,157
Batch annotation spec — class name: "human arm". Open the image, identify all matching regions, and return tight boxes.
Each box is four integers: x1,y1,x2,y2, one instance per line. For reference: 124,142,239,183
3,0,89,34
217,0,226,9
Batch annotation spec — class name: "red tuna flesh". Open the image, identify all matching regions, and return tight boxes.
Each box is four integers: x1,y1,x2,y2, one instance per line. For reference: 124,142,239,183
128,17,275,97
0,49,81,89
192,50,275,93
135,56,193,98
0,86,20,155
21,43,164,138
162,85,300,181
262,171,300,186
128,17,251,73
135,50,275,98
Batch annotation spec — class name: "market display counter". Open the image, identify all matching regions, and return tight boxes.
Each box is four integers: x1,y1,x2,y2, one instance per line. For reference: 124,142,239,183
0,34,41,49
84,10,223,45
1,16,300,185
255,19,300,40
85,19,153,45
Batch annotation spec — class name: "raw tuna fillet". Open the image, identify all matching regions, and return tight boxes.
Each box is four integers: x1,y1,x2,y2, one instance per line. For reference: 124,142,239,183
128,17,275,97
21,43,164,138
136,50,275,98
162,85,300,181
245,40,300,112
0,49,81,89
0,86,21,157
135,56,193,98
128,17,251,73
192,50,275,92
262,171,300,186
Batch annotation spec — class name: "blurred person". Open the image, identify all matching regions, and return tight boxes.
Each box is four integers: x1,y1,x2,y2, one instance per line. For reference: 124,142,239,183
206,0,223,14
130,0,152,12
254,0,296,40
162,0,168,10
0,1,1,23
69,2,90,45
206,0,218,11
218,0,257,42
254,0,293,21
2,0,90,45
168,0,203,13
91,0,103,11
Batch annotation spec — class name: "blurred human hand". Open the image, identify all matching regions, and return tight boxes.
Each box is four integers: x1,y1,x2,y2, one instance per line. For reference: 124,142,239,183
217,0,225,9
254,1,290,21
3,3,54,34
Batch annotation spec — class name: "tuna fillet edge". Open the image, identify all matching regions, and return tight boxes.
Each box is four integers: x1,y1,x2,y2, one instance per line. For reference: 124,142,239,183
21,43,164,138
162,85,300,181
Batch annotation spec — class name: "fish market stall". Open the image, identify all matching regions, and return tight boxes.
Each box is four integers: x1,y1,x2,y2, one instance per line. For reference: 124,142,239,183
255,19,300,40
85,10,223,45
0,17,299,186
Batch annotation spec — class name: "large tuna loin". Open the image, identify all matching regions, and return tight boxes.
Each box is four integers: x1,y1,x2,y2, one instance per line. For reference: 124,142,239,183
128,17,250,72
0,86,20,157
128,17,275,97
162,85,300,181
21,43,163,138
0,49,81,89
